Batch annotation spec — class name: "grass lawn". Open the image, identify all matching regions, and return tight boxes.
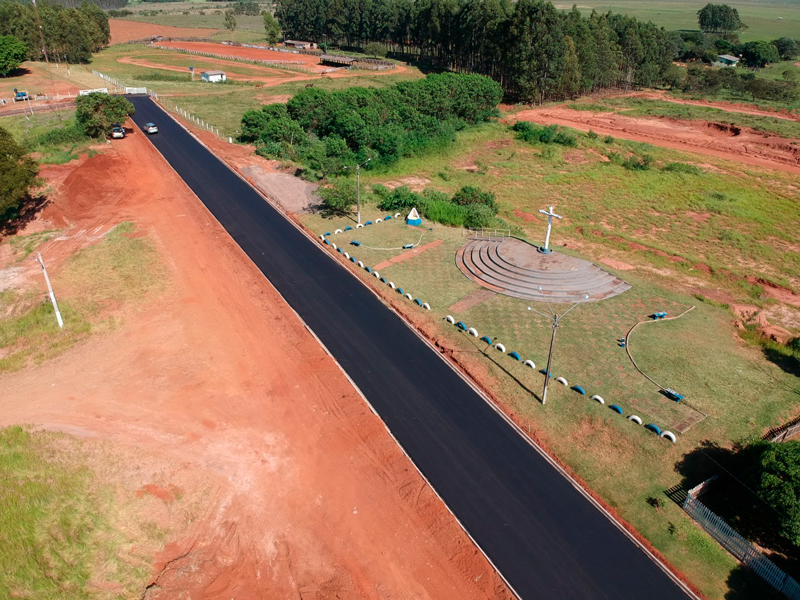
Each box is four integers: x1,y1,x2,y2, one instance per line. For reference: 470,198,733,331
0,426,162,599
1,109,98,165
0,222,166,372
298,120,800,599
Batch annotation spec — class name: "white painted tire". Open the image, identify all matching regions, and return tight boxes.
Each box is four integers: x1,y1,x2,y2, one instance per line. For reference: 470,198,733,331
556,376,568,386
320,234,325,240
376,218,383,223
404,293,413,300
331,243,337,250
389,282,396,289
334,229,342,234
661,431,677,443
494,343,506,353
394,213,401,219
628,415,642,425
357,261,364,268
591,395,604,405
445,315,455,324
467,327,478,337
422,303,431,310
356,223,364,228
344,252,350,259
523,359,536,369
373,271,380,278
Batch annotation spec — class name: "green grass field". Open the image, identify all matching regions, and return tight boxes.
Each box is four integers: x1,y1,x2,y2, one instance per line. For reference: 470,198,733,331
0,426,163,598
572,0,800,42
299,120,800,599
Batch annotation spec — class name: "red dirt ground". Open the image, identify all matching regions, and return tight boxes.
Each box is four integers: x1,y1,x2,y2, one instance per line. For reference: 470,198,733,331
616,90,800,121
510,107,800,175
109,19,220,44
0,127,511,599
0,63,82,110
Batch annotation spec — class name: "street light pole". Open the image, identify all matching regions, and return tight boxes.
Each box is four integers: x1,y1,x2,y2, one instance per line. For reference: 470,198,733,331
528,289,589,405
35,252,63,329
345,157,371,225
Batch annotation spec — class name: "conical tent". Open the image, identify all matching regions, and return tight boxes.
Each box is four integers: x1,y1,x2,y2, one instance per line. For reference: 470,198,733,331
406,207,422,226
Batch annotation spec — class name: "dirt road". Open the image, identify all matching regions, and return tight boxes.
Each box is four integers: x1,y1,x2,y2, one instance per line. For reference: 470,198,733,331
0,128,510,599
511,107,800,175
617,90,800,121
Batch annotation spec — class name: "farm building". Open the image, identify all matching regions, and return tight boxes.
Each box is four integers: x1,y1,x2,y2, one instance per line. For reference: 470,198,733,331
319,54,396,71
716,54,740,67
284,40,316,49
201,70,227,83
320,54,357,68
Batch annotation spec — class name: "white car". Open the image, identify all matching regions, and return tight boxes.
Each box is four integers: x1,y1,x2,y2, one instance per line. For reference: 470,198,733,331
111,126,125,139
144,122,158,134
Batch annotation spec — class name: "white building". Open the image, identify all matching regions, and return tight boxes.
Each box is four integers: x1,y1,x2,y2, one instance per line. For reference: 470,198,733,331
201,70,227,83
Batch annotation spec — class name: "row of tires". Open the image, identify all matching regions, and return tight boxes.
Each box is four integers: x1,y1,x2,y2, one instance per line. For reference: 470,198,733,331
443,315,677,444
322,240,431,311
322,213,403,238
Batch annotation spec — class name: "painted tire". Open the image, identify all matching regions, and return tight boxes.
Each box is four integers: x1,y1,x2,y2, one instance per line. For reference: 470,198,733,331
645,423,662,435
345,226,353,231
445,315,455,324
591,395,604,404
571,385,586,395
455,321,467,330
376,218,383,223
389,282,396,289
480,336,492,344
508,351,521,361
556,376,568,386
356,223,364,228
628,415,642,425
609,405,624,415
661,431,677,443
394,213,401,218
373,271,380,278
365,266,372,273
494,343,506,353
467,327,479,337
357,261,364,268
523,359,536,369
397,288,404,295
405,293,413,300
332,243,337,250
344,252,350,259
422,303,431,310
334,229,343,234
414,298,422,306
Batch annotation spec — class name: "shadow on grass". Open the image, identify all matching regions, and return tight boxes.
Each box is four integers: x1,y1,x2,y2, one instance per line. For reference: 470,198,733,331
762,345,800,381
0,194,49,238
724,564,784,600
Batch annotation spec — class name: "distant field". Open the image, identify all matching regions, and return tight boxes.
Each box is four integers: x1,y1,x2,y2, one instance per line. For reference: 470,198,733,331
571,0,800,42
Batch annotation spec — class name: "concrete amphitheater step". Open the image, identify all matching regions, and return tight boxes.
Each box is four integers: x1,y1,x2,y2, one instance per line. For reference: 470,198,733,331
455,238,631,303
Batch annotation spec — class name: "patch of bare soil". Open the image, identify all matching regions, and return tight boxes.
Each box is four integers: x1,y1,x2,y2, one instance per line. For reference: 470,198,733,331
622,89,800,122
381,176,431,191
599,258,635,271
513,209,541,223
109,19,219,44
510,108,800,175
240,165,318,213
0,63,82,105
449,288,496,313
0,125,510,599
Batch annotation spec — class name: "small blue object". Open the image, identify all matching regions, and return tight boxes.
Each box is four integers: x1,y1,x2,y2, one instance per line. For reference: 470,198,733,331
365,266,372,273
380,277,386,283
324,232,331,236
337,247,343,253
351,240,361,247
455,321,467,330
345,226,353,231
609,404,624,415
480,336,492,344
645,423,662,435
397,288,404,295
414,298,422,306
663,388,684,402
365,221,373,226
539,369,553,378
402,244,414,249
508,351,521,361
572,385,586,395
350,256,357,263
324,239,329,245
385,215,393,220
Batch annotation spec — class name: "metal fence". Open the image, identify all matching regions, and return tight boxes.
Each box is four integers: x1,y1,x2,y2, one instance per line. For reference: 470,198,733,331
763,415,800,442
683,490,800,599
465,227,511,240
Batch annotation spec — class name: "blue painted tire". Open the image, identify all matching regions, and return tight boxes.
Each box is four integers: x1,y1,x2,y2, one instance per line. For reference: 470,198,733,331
324,232,331,237
479,336,492,344
323,239,329,245
414,298,422,306
508,351,521,361
380,277,386,283
645,423,662,435
572,385,586,395
539,370,552,378
337,247,343,253
385,215,392,220
350,257,357,263
351,241,361,247
397,288,404,295
365,266,372,273
609,404,624,415
345,226,353,231
455,321,467,330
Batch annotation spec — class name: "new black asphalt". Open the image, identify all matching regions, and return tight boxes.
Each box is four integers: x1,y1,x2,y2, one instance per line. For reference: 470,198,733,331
128,97,691,600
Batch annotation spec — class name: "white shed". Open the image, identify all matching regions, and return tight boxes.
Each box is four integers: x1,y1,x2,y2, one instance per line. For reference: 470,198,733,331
201,70,227,83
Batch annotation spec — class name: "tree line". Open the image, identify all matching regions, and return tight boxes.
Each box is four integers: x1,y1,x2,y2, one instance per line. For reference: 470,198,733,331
274,0,674,102
0,1,109,64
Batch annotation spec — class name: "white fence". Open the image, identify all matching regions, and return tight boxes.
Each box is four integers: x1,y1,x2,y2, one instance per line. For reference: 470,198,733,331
152,44,318,74
465,227,511,240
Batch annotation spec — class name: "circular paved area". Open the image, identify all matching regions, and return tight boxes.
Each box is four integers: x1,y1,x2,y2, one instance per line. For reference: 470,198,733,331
456,237,631,303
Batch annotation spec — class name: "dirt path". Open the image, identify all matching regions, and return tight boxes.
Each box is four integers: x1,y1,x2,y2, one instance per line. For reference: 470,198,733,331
118,56,303,83
109,19,219,44
0,130,510,599
616,90,800,121
511,107,800,175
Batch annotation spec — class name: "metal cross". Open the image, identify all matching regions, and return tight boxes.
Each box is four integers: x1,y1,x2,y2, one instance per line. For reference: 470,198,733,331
538,205,562,252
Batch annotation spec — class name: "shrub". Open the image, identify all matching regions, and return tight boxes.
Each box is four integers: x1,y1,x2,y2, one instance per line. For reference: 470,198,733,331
621,154,652,171
318,178,357,216
603,135,615,144
587,129,598,139
511,122,576,146
32,124,87,148
662,162,701,175
451,185,497,211
421,198,465,227
464,204,496,228
376,185,422,211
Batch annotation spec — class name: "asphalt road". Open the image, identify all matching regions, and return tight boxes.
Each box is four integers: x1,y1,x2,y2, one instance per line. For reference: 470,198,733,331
128,97,692,600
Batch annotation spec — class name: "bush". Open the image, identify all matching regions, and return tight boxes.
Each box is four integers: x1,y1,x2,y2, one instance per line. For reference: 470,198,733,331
31,124,87,149
318,178,357,216
603,135,614,144
75,93,134,138
662,162,701,175
451,185,497,211
511,122,576,146
464,204,496,228
621,154,653,171
376,185,422,211
363,42,387,58
587,129,598,139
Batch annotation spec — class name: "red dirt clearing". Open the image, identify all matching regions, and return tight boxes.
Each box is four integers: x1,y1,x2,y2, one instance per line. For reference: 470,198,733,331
511,107,800,175
0,128,510,599
109,19,219,44
118,56,295,83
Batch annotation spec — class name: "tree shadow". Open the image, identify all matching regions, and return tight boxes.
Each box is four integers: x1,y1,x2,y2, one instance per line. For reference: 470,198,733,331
3,67,32,79
724,564,784,600
761,345,800,380
0,194,49,238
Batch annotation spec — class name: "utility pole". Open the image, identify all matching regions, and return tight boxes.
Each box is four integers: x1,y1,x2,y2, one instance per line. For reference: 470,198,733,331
35,253,63,329
527,289,588,405
344,157,371,225
31,0,50,65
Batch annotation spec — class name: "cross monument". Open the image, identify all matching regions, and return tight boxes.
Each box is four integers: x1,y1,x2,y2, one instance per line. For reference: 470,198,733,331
538,205,562,253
